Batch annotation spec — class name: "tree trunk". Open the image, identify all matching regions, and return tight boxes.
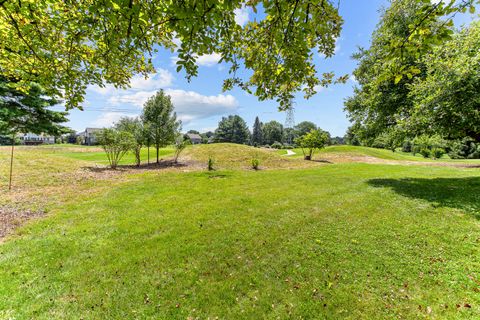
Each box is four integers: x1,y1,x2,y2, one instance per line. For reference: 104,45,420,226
9,134,14,190
304,155,311,161
147,145,150,164
156,145,159,163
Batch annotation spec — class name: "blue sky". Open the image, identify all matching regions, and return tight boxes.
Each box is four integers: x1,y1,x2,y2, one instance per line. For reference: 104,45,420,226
59,0,477,137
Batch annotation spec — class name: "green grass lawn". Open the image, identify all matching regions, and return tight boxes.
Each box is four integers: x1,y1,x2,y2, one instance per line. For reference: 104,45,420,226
1,145,480,319
279,145,480,163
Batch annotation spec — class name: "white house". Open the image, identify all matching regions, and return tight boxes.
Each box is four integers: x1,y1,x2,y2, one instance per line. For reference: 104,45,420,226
78,128,102,145
186,133,203,144
17,133,55,145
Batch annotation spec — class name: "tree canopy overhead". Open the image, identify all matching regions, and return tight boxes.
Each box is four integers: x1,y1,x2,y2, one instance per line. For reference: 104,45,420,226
0,0,477,112
0,0,345,110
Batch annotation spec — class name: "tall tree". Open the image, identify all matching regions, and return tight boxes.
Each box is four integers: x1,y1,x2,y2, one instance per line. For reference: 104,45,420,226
0,77,68,190
262,121,284,145
294,121,317,137
344,0,448,143
409,21,480,142
214,115,250,144
251,117,263,146
141,90,181,163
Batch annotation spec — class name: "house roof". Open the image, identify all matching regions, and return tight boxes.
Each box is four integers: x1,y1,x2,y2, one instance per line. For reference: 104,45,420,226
85,128,102,134
186,133,202,140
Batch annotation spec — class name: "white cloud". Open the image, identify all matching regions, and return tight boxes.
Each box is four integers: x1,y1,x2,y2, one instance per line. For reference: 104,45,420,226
105,88,238,124
234,7,249,26
165,89,238,123
93,112,138,127
108,90,157,109
89,69,173,95
129,70,174,90
170,53,222,67
349,75,358,84
196,53,222,66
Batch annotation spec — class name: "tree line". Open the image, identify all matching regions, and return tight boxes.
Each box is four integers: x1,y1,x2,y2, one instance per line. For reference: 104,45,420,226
212,115,341,149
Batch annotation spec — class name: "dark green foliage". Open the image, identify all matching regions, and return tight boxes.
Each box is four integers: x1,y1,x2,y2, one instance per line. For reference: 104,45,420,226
262,121,283,145
344,125,361,146
207,156,215,171
251,117,263,146
271,141,283,149
214,115,250,144
449,138,480,159
294,121,317,137
402,140,413,153
0,77,69,137
330,136,345,145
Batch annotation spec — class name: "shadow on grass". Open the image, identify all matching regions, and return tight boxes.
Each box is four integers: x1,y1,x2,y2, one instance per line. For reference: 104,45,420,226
312,159,333,164
82,160,189,173
368,177,480,219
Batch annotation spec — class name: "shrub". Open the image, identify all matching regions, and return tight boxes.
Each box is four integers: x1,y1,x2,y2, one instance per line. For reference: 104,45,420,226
271,141,283,149
173,138,190,163
419,147,431,158
413,134,446,159
251,155,260,170
402,140,412,153
97,128,135,169
431,147,445,159
448,137,480,159
207,156,215,171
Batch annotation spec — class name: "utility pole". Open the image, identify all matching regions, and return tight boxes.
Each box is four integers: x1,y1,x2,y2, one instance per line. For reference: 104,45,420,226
9,133,14,190
284,100,296,144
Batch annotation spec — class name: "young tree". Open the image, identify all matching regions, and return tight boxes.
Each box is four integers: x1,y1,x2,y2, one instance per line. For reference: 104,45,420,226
141,90,181,164
115,117,145,166
251,116,263,146
96,129,135,169
295,129,329,160
214,115,250,144
0,77,69,190
262,121,284,145
173,135,190,164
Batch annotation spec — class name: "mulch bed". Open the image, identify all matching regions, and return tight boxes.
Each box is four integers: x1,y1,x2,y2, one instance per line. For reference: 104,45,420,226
0,206,44,239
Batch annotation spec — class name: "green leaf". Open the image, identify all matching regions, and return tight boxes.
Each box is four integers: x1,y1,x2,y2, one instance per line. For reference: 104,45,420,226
394,74,403,84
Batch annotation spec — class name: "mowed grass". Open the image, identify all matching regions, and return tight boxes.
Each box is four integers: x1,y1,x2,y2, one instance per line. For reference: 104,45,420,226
279,145,480,163
1,144,480,318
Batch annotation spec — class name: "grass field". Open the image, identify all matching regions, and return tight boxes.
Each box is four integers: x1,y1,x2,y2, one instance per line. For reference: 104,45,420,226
1,144,480,319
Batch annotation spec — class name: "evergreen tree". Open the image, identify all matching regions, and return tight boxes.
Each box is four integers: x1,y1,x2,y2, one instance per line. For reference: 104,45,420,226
0,77,69,189
141,90,181,163
251,116,263,146
214,115,250,144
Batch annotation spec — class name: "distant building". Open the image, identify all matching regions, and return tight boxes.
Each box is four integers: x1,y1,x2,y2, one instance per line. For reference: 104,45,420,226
17,133,55,145
78,128,102,145
186,133,203,144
